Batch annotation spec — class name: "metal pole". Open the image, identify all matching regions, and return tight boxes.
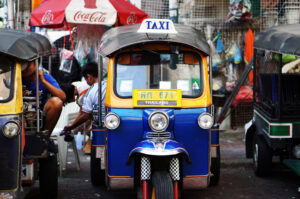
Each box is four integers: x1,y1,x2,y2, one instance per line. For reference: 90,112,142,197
98,54,103,127
7,0,14,29
48,56,52,75
209,56,213,116
277,54,282,120
35,59,40,132
169,0,178,23
16,0,20,29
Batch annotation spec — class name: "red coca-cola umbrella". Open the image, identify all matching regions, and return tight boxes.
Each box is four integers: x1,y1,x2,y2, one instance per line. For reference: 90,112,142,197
30,0,148,28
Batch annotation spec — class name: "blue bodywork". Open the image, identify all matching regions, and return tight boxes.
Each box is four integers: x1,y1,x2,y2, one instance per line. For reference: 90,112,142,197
92,125,105,146
211,124,220,146
0,115,22,191
106,108,210,178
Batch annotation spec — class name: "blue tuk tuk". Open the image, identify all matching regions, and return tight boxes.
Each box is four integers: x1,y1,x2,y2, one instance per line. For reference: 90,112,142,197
91,19,220,198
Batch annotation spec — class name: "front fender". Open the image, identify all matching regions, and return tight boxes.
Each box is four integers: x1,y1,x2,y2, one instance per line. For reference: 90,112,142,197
127,139,191,164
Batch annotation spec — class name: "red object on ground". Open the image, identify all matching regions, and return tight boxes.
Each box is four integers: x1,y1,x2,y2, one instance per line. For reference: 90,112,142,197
30,0,148,28
232,85,253,106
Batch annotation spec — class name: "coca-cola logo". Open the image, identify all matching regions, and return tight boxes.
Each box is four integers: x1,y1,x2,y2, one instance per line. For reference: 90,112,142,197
41,10,54,24
127,12,138,24
73,11,106,23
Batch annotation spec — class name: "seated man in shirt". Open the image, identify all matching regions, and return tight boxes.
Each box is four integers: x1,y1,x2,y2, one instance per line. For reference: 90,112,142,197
63,62,106,133
22,60,66,136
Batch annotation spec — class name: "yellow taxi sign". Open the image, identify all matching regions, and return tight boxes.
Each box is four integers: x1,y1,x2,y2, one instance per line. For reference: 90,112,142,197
133,89,182,108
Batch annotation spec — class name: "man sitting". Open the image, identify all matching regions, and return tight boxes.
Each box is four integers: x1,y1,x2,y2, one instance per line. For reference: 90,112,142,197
22,60,66,136
63,62,106,132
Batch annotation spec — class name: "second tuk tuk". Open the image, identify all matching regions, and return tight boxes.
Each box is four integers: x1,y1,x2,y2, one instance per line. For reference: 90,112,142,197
245,24,300,177
0,28,59,198
90,19,220,198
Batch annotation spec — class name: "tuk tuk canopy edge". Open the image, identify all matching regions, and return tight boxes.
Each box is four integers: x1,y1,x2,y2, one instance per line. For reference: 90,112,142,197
99,24,210,57
254,24,300,56
0,29,52,61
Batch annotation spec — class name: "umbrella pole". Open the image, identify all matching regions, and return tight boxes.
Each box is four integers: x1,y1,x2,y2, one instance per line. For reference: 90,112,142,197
68,23,75,50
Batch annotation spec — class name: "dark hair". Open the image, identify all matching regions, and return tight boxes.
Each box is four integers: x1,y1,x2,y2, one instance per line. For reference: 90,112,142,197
82,62,98,78
60,84,75,103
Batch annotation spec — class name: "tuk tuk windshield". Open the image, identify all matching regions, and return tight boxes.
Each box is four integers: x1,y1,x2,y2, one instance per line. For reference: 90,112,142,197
0,56,15,102
115,52,202,98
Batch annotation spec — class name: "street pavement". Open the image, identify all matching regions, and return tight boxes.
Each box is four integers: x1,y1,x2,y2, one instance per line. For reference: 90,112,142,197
20,129,300,199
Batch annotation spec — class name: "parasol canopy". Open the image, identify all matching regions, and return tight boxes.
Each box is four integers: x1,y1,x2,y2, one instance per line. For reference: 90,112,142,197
0,28,52,61
30,0,148,28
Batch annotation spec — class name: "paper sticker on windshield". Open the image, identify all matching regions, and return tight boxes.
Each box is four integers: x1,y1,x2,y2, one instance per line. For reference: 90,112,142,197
191,78,200,90
177,80,190,92
159,81,171,89
120,80,133,92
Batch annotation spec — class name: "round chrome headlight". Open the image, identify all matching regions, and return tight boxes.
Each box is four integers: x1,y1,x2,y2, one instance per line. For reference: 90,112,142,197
148,111,169,132
104,113,120,130
2,121,20,138
198,113,214,129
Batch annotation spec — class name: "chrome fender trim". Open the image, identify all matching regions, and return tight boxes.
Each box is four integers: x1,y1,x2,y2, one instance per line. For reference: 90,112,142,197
183,175,209,190
127,139,191,164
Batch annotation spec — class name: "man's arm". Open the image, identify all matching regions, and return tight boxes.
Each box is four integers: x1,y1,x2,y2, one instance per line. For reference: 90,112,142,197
64,111,91,131
39,70,66,101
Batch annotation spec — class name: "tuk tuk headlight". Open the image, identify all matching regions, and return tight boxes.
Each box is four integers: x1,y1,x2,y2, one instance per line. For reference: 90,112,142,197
2,121,20,138
198,113,214,129
148,111,169,132
104,113,120,130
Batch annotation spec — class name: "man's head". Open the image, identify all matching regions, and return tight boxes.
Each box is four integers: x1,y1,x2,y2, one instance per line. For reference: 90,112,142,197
82,62,98,86
22,61,36,80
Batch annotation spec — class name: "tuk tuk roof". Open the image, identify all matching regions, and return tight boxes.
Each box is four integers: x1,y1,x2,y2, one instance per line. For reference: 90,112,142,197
99,23,210,57
254,24,300,56
0,29,52,61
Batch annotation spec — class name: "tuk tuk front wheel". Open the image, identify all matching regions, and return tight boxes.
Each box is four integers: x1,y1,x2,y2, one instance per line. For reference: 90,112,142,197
39,154,58,198
90,146,105,185
252,134,272,177
151,171,173,199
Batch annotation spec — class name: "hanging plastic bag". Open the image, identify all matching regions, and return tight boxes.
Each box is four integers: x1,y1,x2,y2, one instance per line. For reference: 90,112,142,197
216,37,225,53
233,43,242,64
74,40,89,67
226,42,241,64
206,25,222,68
59,48,73,73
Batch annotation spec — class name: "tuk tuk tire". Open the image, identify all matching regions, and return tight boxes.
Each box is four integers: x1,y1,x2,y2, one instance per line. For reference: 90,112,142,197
39,154,58,199
252,134,272,177
151,171,174,199
209,146,220,186
90,146,105,186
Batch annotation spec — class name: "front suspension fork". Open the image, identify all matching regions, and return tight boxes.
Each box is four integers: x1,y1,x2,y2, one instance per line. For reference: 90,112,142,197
140,156,180,199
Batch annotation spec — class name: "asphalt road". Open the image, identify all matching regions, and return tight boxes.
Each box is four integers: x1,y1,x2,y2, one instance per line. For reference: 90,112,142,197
20,130,300,199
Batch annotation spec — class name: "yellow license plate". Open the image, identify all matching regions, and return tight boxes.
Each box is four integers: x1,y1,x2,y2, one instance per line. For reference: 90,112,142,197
133,89,182,107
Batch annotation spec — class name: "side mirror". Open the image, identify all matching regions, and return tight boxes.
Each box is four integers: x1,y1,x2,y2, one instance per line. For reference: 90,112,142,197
170,54,178,70
3,79,10,88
